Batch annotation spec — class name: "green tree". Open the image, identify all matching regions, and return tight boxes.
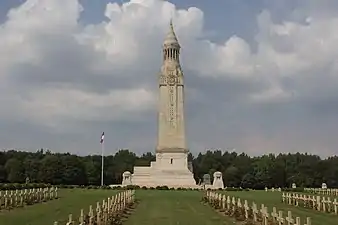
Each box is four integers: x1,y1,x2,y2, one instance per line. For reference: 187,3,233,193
5,158,24,183
38,155,64,184
84,158,100,185
0,148,337,188
0,165,6,182
23,156,40,183
62,155,86,185
223,166,239,187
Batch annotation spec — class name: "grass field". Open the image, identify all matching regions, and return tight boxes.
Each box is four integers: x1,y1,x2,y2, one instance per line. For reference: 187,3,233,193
1,189,337,225
219,190,338,225
125,190,232,225
0,189,116,225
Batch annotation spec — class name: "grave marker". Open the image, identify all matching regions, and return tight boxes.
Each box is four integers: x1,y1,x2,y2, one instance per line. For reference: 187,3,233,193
277,211,284,225
286,211,294,225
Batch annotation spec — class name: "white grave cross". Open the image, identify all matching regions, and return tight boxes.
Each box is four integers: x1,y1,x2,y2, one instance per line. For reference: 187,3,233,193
333,198,338,214
286,211,294,225
277,211,284,225
243,200,249,219
260,205,269,225
271,207,278,221
252,202,258,222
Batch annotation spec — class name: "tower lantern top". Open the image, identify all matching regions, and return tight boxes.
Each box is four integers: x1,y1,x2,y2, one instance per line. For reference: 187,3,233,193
163,19,180,48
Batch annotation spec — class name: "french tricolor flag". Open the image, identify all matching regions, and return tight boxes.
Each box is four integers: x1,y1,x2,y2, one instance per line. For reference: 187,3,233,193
100,132,104,144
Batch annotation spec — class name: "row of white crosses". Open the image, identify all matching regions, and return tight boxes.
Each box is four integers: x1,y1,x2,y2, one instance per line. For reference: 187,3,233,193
54,190,135,225
206,191,311,225
282,192,338,215
0,187,58,210
265,187,282,192
304,188,338,196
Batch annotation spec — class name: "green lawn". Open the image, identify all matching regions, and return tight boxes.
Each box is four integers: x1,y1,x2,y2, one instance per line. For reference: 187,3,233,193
124,190,232,225
219,190,338,225
0,188,117,225
1,189,336,225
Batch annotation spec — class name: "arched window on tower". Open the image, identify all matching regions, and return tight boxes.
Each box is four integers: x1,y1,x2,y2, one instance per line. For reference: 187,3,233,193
170,158,173,164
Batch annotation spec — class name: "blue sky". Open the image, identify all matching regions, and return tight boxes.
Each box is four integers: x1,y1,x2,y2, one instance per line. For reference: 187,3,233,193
0,0,338,157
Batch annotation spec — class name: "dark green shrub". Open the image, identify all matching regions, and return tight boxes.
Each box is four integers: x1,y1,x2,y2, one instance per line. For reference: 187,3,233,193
126,185,135,190
0,183,52,190
282,187,304,192
225,187,244,191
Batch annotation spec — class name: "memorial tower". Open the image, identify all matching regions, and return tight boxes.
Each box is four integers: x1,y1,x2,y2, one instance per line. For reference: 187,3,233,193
156,19,187,155
128,20,196,187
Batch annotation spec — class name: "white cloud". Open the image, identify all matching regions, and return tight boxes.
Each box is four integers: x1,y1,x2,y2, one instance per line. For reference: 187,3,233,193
0,0,212,128
1,0,338,155
20,87,155,123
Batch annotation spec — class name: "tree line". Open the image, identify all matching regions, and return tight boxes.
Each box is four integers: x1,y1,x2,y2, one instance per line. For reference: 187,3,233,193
0,149,337,188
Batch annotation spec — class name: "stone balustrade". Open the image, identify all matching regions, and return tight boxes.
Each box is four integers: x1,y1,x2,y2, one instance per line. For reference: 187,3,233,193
53,190,135,225
204,191,311,225
282,192,338,215
304,188,338,196
0,187,58,210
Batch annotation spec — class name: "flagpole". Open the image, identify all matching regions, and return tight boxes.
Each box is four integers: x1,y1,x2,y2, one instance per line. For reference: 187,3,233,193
101,141,104,186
